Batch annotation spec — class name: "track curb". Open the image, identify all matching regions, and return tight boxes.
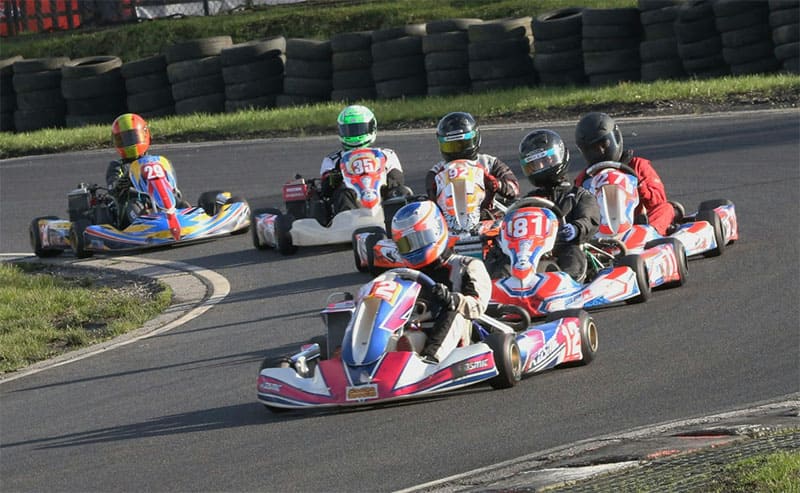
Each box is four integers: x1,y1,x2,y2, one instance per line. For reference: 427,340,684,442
0,254,228,384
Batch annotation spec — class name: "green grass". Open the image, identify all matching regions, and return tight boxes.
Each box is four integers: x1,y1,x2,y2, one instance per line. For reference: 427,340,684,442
0,262,172,373
708,450,800,493
2,73,797,159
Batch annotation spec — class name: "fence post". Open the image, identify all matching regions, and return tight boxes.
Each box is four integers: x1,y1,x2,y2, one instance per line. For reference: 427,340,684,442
202,0,209,16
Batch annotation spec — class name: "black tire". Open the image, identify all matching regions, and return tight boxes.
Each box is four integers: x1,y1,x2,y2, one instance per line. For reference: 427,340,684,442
769,8,799,29
174,92,225,115
0,55,23,76
351,226,386,273
16,89,65,110
70,219,93,258
374,75,427,99
640,38,680,62
773,24,799,45
61,56,122,79
486,303,531,332
61,72,125,100
30,216,63,257
775,41,800,62
713,0,765,18
533,8,584,39
285,58,332,79
583,49,640,75
372,55,425,82
13,108,65,131
425,18,484,34
720,25,773,49
422,32,469,54
582,7,641,26
171,74,225,101
546,309,597,365
275,212,297,255
124,72,170,94
13,70,62,92
617,254,651,304
716,9,769,32
468,37,531,61
468,17,532,42
282,77,333,98
641,59,686,81
167,56,222,84
220,37,286,66
221,56,285,85
225,76,284,100
120,54,167,79
534,34,582,54
250,207,273,250
285,38,332,61
696,208,726,257
127,88,174,113
332,69,374,90
644,237,688,288
582,36,641,53
197,190,224,216
426,68,469,87
484,333,522,389
12,57,70,74
640,5,679,26
534,50,584,73
425,51,469,71
371,24,426,43
164,36,233,64
332,50,372,71
469,55,534,80
372,36,423,59
331,31,373,52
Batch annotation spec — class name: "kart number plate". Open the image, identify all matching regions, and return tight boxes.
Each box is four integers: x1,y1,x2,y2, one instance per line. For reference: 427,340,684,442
346,384,378,401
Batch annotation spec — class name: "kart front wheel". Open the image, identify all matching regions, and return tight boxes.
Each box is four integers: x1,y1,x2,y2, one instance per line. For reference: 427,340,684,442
485,332,522,389
250,207,273,250
29,216,63,258
70,219,93,259
696,208,725,257
617,254,650,304
645,237,688,289
545,309,598,366
351,226,385,273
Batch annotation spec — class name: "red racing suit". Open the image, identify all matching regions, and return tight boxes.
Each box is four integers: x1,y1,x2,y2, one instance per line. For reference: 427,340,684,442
575,150,675,235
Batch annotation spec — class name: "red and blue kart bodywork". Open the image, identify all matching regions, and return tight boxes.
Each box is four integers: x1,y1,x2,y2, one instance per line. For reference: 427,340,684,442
490,198,651,319
257,268,597,412
29,155,250,258
251,148,395,255
352,159,503,273
584,161,737,285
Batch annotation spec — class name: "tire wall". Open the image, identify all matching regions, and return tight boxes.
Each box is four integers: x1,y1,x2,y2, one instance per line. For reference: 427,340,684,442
4,4,796,132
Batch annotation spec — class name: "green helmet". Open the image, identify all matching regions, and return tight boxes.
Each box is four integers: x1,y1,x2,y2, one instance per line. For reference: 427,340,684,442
337,105,377,150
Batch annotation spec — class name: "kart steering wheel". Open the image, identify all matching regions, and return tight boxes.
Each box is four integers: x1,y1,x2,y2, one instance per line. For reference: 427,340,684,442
585,161,636,177
387,268,447,317
505,197,565,224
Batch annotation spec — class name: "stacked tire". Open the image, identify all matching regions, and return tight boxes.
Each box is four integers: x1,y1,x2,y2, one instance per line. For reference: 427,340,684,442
532,8,586,86
582,8,642,86
330,31,375,103
713,0,780,76
221,37,286,112
165,36,232,115
61,56,126,128
12,57,69,131
675,0,729,78
468,17,536,92
768,0,799,74
122,54,175,119
638,0,685,82
371,24,428,100
423,18,482,96
279,38,332,107
0,56,22,131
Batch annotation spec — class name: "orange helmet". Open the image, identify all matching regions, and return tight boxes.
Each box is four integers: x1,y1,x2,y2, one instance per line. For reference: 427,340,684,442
111,113,150,160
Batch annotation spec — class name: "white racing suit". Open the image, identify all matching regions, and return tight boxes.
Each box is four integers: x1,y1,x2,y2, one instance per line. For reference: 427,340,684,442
319,147,405,214
418,252,492,362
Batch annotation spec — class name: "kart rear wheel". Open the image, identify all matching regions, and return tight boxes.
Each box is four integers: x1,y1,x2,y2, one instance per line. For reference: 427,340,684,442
645,237,688,288
696,209,725,257
223,195,250,234
485,332,522,389
250,207,274,250
70,219,93,259
197,190,225,216
29,216,63,257
351,226,385,273
617,254,650,304
275,212,297,255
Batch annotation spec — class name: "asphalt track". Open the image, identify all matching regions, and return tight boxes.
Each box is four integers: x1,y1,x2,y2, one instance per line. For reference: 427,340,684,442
0,110,798,492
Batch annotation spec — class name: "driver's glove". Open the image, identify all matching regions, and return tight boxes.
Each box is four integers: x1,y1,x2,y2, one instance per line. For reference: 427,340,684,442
431,283,457,311
559,223,577,242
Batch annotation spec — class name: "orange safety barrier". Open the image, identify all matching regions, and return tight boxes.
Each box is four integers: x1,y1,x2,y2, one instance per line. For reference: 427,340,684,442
1,0,82,37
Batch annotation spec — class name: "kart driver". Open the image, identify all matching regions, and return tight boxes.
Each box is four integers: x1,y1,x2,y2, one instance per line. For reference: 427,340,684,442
425,111,519,218
573,112,675,235
515,129,600,282
391,200,492,364
319,105,406,218
107,113,187,229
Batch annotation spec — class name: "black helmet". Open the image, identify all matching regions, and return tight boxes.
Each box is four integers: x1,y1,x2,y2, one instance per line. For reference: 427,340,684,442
575,112,623,165
518,129,569,188
436,111,481,161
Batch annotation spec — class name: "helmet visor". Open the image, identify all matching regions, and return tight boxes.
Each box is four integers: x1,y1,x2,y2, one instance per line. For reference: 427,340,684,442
395,228,440,255
521,147,559,177
339,120,375,138
438,130,477,155
113,128,147,148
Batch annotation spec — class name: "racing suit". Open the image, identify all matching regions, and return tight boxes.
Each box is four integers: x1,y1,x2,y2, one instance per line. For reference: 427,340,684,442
425,153,520,217
418,251,492,363
319,147,405,216
575,150,674,235
106,155,186,229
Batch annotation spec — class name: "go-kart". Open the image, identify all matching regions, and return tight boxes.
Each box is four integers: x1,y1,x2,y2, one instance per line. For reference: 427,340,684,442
584,161,737,260
251,147,410,255
29,154,250,258
256,268,598,412
352,159,505,274
490,197,651,319
584,162,688,290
